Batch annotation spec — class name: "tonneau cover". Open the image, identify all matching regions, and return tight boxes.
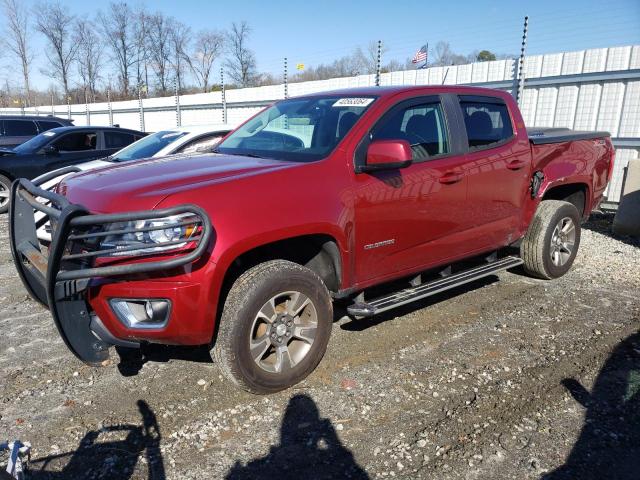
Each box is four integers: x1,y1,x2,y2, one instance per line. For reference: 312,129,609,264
528,127,610,145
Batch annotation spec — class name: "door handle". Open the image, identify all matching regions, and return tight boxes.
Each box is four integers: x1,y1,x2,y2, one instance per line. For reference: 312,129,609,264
438,171,463,184
506,159,527,170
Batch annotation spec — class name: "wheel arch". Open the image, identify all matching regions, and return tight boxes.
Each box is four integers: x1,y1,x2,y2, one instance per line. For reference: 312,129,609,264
218,233,345,296
541,182,590,218
0,169,14,181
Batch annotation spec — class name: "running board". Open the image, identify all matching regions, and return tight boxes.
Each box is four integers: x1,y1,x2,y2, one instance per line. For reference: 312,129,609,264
347,256,523,317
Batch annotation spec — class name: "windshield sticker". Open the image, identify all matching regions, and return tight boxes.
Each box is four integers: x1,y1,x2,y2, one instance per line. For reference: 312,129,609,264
43,131,56,136
332,98,374,108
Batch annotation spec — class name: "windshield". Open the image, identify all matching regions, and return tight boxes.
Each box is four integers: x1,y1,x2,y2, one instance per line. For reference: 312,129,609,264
111,130,188,162
216,95,376,162
13,130,59,153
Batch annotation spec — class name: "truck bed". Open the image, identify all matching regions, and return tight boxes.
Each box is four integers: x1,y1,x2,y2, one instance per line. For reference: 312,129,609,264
527,127,610,145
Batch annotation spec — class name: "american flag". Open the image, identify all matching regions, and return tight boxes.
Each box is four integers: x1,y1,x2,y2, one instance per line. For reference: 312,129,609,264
412,45,428,64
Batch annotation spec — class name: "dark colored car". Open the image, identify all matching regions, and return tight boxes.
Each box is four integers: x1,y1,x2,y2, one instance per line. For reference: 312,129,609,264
0,126,145,213
0,115,74,148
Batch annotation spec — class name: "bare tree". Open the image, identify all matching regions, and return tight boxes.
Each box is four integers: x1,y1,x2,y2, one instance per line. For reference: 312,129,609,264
186,29,223,92
2,0,33,105
168,18,191,91
363,40,388,74
75,19,102,101
146,12,172,94
98,1,136,97
433,41,454,66
35,1,77,99
224,21,256,87
133,6,151,93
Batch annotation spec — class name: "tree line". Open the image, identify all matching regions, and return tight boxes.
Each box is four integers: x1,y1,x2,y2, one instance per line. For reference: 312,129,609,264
1,0,241,106
0,0,510,108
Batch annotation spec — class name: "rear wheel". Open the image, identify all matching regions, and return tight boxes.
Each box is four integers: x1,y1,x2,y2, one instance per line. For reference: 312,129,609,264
212,260,333,394
521,200,581,279
0,174,11,214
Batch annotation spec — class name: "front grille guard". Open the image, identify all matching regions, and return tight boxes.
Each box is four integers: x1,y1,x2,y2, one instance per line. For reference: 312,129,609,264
9,174,212,365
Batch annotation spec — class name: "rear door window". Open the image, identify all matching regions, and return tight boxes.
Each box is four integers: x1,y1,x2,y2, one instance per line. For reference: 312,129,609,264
37,120,63,132
4,120,38,136
104,131,135,149
52,132,98,152
460,98,513,149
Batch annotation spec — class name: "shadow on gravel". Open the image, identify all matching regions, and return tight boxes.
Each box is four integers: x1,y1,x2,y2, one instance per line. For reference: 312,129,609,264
115,344,213,377
226,394,369,480
544,331,640,480
28,400,165,479
337,276,498,331
583,211,640,248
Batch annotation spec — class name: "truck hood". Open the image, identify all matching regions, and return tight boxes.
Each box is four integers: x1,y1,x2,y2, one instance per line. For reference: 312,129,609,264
58,153,298,213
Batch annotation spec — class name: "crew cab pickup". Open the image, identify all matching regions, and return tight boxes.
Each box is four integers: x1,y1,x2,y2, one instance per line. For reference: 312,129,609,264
9,86,615,394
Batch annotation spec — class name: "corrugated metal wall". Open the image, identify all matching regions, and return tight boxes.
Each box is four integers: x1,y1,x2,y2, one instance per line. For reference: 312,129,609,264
4,45,639,203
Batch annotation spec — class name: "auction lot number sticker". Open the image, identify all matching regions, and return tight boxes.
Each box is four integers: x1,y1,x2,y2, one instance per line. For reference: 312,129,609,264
332,98,375,107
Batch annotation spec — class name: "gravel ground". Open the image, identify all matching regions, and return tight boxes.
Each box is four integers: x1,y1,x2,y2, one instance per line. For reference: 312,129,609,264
0,212,639,480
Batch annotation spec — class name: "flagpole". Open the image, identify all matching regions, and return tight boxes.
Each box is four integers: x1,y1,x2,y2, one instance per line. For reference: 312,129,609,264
425,42,428,69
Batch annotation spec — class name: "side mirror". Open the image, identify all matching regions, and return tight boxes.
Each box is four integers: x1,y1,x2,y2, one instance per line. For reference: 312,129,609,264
43,145,59,155
360,140,412,172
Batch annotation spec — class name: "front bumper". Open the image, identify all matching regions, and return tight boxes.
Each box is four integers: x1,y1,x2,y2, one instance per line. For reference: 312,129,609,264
9,174,212,365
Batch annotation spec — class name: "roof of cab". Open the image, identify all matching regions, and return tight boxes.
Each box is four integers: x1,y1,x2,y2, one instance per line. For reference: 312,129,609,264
0,114,73,123
295,85,512,99
44,125,145,135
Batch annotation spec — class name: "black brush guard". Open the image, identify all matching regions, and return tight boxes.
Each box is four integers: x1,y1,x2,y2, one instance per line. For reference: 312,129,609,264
9,168,212,365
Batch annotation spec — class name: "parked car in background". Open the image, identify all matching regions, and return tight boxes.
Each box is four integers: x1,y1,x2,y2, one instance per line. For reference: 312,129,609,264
0,126,145,213
39,124,236,186
0,115,74,148
33,124,236,238
88,123,236,164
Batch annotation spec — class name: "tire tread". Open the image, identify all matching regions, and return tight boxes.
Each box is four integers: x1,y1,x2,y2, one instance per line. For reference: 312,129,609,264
521,200,580,279
212,259,332,394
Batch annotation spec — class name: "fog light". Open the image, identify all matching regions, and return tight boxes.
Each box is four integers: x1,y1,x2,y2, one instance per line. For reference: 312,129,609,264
110,299,171,329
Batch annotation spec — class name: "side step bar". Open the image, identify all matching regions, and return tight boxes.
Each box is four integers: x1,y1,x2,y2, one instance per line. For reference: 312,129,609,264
347,255,523,317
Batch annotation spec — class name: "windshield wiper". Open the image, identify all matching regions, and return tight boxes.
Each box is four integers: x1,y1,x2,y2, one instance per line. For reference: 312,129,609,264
215,150,265,159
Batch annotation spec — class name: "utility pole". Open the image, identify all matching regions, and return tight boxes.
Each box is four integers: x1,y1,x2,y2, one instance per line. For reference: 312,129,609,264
284,57,289,99
175,79,181,127
84,89,90,125
375,40,382,87
138,84,145,132
514,16,529,106
221,67,227,124
107,88,113,127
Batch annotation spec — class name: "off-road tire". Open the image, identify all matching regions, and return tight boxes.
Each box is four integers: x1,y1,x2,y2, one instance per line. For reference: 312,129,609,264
521,200,581,280
212,260,333,394
0,174,12,214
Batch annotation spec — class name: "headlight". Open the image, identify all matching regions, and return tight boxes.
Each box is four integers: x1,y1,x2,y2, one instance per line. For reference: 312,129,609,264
97,213,201,257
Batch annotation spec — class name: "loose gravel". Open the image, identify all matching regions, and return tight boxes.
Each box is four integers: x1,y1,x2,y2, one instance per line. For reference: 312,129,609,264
0,212,638,479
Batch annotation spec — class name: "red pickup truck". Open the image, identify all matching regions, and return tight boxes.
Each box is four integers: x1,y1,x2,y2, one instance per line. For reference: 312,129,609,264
10,86,614,394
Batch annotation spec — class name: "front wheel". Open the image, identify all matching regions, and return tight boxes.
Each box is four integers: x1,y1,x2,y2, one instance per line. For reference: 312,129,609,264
0,174,11,214
521,200,581,279
212,260,333,394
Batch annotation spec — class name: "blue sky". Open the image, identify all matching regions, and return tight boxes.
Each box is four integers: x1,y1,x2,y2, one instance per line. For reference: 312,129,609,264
17,0,640,89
